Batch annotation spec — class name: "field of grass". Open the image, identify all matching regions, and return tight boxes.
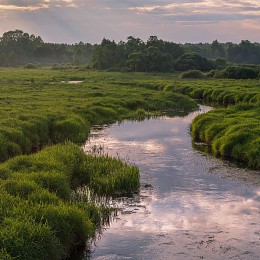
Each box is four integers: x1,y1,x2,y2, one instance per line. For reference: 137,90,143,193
192,104,260,169
0,67,198,259
166,78,260,105
0,142,139,259
0,67,259,259
0,67,197,162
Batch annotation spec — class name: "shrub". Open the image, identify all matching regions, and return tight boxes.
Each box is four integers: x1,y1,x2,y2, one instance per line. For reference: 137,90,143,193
24,63,37,69
180,70,205,79
224,66,259,79
174,53,216,72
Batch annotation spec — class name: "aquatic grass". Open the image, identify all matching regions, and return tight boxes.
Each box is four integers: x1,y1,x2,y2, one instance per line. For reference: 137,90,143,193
0,217,62,260
1,179,40,199
0,68,197,162
192,104,260,169
170,78,260,105
50,114,90,144
0,142,140,259
84,154,140,196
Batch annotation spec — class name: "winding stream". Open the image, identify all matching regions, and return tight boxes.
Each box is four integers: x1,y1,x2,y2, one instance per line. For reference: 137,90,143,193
82,105,260,260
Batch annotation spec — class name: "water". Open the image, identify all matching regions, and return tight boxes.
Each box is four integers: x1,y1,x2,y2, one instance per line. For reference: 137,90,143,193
82,105,260,260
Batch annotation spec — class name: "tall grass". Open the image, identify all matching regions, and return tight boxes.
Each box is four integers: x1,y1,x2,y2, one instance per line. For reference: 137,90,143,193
0,67,197,162
192,104,260,169
0,143,140,259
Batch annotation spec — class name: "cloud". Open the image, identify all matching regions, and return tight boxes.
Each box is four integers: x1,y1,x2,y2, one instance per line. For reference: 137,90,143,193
0,0,260,43
0,0,77,10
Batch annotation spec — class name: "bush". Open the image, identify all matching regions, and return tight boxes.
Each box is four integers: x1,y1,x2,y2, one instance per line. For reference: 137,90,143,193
224,66,259,79
24,63,37,69
180,70,205,79
174,53,216,72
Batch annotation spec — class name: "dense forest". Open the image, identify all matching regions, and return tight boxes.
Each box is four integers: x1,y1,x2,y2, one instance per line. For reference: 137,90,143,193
1,30,260,74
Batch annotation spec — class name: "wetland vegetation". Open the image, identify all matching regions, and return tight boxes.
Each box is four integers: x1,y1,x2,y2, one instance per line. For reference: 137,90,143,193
0,31,259,258
0,67,198,259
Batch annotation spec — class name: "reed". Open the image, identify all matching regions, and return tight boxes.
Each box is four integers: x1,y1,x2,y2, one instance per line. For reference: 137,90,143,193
0,143,140,259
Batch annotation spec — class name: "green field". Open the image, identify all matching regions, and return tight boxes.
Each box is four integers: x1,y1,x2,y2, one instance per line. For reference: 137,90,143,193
0,68,197,161
0,67,198,259
0,67,259,259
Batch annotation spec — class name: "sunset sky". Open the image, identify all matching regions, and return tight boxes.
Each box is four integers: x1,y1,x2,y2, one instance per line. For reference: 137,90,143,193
0,0,260,44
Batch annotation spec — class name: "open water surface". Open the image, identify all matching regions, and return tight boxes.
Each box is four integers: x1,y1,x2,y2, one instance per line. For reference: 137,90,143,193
81,105,260,260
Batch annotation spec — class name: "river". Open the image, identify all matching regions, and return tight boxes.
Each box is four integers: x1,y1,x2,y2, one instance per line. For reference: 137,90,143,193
81,105,260,260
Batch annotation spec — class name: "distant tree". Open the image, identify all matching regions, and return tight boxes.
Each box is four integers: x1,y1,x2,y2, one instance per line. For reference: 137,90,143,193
174,53,216,72
7,52,18,66
227,40,260,64
125,36,144,55
163,41,184,60
91,38,120,69
0,53,7,66
146,46,172,72
211,40,225,58
127,52,147,72
215,58,227,69
224,66,259,79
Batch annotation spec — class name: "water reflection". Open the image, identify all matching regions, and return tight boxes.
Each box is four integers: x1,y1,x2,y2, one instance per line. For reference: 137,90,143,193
82,105,260,260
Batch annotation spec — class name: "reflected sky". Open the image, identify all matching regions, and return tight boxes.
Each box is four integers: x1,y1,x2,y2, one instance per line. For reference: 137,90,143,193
83,106,260,260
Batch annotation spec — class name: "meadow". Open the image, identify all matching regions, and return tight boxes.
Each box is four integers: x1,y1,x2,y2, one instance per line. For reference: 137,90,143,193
0,67,198,259
0,67,259,259
0,68,197,161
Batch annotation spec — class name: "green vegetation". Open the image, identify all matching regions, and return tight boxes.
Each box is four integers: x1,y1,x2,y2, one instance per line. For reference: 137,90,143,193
0,67,197,162
174,53,215,72
0,142,139,259
2,30,260,71
0,65,259,260
0,67,198,259
222,65,259,79
169,79,260,105
180,70,206,79
191,104,260,169
170,78,259,170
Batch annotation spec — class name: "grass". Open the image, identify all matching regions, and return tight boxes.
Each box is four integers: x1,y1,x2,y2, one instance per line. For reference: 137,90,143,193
0,67,198,259
165,78,260,105
0,142,140,259
0,67,197,162
0,67,259,259
191,103,260,169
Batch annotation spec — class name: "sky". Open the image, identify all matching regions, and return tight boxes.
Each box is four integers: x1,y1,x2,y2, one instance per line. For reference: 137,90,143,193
0,0,260,44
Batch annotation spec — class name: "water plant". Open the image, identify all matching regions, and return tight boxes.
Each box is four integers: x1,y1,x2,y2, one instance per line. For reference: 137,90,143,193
191,103,260,169
0,142,140,259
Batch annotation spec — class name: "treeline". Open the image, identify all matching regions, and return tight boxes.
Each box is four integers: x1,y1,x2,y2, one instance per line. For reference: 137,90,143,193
0,30,93,66
1,30,260,70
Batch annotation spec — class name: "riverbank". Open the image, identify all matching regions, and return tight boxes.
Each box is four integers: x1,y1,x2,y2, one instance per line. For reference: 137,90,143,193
0,68,198,259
